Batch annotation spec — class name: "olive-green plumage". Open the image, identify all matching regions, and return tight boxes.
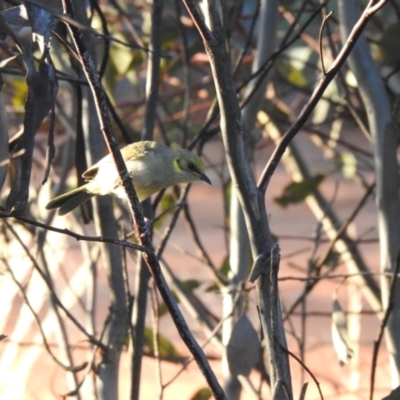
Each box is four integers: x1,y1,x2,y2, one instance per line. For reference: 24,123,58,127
46,141,211,215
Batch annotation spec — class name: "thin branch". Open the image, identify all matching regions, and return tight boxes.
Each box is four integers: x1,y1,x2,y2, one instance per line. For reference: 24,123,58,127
181,0,213,42
279,270,388,282
257,0,389,194
182,201,227,285
174,0,191,144
232,0,261,79
269,245,292,398
90,0,110,80
0,212,148,253
240,1,328,110
150,285,164,400
62,1,226,396
27,0,151,52
283,183,377,317
156,186,190,259
319,11,333,76
369,251,400,400
1,256,87,373
162,288,242,388
1,219,106,348
283,347,324,400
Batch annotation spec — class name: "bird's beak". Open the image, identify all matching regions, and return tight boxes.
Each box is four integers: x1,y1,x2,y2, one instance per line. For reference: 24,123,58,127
199,172,211,185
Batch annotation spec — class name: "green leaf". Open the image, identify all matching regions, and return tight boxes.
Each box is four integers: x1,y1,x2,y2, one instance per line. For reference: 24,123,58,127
9,78,27,107
204,282,219,293
219,255,230,277
153,193,177,229
144,327,181,361
160,193,177,212
277,59,307,88
189,388,212,400
274,174,325,207
181,279,201,294
109,33,135,75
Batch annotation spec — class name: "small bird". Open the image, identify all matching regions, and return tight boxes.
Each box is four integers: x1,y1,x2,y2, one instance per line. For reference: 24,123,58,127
46,141,211,215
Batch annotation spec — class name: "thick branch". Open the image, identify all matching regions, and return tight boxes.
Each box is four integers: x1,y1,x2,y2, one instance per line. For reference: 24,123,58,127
61,1,225,397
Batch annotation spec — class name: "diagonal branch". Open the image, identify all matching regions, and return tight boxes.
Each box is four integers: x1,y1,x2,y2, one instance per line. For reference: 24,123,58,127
257,0,388,194
61,1,226,397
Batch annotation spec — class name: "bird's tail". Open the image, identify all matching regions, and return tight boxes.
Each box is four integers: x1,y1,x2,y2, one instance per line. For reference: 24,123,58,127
46,184,95,215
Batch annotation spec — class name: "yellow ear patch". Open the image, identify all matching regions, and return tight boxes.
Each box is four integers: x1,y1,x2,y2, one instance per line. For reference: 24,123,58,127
173,157,182,173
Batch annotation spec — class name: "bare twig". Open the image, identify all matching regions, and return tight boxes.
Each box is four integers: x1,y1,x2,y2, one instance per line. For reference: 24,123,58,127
258,0,389,193
150,285,164,400
1,256,87,373
2,219,106,348
62,1,226,397
0,212,148,252
183,201,227,285
369,252,400,400
319,11,333,76
283,183,377,318
130,1,163,397
182,0,292,396
283,347,324,400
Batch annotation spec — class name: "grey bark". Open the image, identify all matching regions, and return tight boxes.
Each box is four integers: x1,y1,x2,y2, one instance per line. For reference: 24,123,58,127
339,0,400,386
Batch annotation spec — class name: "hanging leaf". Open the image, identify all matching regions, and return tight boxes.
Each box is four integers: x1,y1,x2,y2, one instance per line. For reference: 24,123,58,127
189,388,212,400
226,315,259,376
274,174,325,207
160,192,177,211
181,279,201,294
204,282,219,293
332,297,354,365
219,255,230,277
144,327,181,361
153,193,177,229
109,32,136,75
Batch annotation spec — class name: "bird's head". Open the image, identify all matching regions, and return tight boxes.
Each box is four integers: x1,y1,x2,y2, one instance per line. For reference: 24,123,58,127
173,149,211,185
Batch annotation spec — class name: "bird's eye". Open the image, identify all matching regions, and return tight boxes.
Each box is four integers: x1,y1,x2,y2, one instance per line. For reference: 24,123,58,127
188,162,197,171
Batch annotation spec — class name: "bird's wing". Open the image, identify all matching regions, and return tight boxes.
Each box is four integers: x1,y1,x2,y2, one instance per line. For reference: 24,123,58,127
81,142,163,180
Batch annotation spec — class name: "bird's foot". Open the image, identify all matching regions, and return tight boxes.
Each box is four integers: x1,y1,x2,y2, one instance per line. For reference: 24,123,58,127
139,217,152,238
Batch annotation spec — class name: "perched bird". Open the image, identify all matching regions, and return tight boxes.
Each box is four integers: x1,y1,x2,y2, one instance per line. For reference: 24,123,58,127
46,141,211,215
